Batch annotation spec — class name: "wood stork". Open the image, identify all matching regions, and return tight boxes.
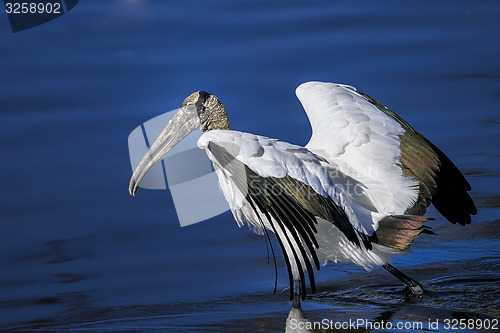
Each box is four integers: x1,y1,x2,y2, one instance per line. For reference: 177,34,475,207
129,81,476,300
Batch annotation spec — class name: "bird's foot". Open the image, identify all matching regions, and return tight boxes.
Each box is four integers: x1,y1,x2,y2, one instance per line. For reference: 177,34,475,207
403,282,424,297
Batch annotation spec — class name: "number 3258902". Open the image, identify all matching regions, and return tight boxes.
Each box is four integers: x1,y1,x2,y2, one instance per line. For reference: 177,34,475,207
5,2,62,14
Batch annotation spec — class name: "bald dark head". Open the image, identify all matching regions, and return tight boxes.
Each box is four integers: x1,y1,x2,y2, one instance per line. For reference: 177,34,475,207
182,91,230,131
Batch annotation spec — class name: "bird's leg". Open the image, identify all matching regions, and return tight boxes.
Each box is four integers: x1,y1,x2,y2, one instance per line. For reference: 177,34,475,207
292,279,301,308
382,264,424,296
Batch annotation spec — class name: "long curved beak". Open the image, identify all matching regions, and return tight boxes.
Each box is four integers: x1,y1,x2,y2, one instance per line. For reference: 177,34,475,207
129,105,200,196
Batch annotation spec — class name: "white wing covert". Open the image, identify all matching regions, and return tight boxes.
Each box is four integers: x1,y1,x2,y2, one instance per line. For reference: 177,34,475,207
296,81,419,216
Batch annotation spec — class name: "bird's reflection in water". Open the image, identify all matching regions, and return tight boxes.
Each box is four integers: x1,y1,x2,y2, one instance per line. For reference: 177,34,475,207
285,297,370,333
285,306,369,333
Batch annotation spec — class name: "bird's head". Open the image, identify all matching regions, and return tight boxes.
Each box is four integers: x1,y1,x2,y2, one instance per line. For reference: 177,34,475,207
181,91,230,131
128,91,229,196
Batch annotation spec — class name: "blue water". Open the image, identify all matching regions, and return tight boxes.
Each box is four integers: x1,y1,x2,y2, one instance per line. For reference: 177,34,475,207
1,1,499,331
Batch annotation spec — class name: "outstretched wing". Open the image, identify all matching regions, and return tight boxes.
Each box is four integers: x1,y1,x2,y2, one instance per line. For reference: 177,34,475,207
198,130,376,299
296,81,476,225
